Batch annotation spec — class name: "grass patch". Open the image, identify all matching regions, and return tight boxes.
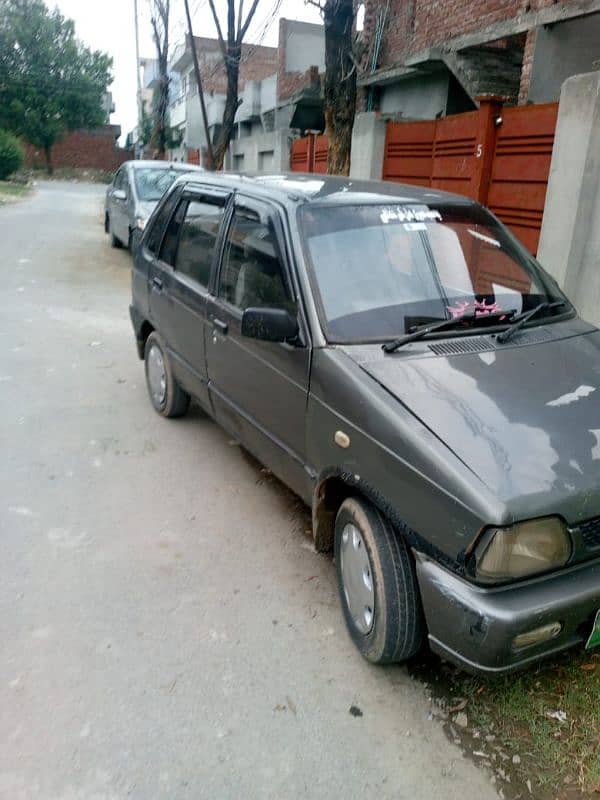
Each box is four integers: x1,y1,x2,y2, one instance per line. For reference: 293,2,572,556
0,180,31,201
22,167,114,184
413,648,600,797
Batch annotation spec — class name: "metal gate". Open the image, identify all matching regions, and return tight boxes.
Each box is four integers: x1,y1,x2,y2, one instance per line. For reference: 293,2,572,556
382,99,558,254
290,134,328,174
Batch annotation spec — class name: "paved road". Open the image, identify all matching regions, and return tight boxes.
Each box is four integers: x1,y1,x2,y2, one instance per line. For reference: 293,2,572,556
0,182,496,800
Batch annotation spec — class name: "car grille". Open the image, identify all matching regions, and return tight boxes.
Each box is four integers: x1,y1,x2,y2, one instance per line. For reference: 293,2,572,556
575,517,600,551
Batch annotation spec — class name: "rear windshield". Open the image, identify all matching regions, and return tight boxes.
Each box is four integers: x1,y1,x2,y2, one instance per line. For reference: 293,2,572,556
300,203,563,343
134,168,182,202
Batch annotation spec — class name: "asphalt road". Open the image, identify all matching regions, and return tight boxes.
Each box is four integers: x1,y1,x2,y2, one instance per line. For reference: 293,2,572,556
0,182,496,800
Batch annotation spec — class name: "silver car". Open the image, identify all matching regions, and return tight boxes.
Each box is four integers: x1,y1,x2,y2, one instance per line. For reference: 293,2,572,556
104,160,203,256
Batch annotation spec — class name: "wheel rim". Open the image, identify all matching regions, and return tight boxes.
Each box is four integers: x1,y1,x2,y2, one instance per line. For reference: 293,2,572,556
340,523,375,635
147,344,166,406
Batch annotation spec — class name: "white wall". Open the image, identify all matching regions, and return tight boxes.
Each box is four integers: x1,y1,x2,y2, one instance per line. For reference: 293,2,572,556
538,71,600,326
227,129,294,173
380,73,449,119
284,20,325,72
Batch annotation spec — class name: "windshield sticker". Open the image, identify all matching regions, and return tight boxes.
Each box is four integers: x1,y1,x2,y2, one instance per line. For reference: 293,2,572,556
447,299,505,318
380,206,442,224
468,228,501,248
403,222,427,231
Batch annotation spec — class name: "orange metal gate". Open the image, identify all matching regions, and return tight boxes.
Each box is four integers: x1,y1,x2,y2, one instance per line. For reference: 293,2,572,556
382,100,558,254
290,134,329,174
486,103,558,255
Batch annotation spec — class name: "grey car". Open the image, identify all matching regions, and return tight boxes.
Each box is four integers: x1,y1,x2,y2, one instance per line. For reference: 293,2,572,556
104,160,203,256
129,172,600,675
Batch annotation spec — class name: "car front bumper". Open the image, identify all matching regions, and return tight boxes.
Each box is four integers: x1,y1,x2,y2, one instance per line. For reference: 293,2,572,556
414,551,600,674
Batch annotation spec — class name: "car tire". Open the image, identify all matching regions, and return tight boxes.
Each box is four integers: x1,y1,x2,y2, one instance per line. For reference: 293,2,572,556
144,332,190,418
104,212,109,234
335,497,424,665
108,216,122,249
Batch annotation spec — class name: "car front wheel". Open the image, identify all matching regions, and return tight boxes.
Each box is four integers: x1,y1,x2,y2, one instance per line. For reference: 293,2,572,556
144,332,190,418
335,497,424,664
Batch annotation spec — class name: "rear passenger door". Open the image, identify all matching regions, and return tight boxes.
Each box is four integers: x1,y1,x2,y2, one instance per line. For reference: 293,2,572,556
205,196,311,498
149,187,230,409
112,167,130,244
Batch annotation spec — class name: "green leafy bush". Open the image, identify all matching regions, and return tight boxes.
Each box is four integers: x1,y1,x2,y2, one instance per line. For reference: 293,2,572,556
0,129,24,180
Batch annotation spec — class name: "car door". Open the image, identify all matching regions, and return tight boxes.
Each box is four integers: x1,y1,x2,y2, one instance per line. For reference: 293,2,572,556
134,184,182,322
205,195,312,499
149,187,230,410
111,167,130,244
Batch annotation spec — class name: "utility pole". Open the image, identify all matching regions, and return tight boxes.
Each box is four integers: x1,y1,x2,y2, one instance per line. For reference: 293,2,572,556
133,0,143,157
183,0,215,169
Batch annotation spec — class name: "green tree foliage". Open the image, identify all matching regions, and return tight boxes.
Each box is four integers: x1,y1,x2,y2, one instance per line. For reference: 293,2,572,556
0,0,113,173
0,128,24,179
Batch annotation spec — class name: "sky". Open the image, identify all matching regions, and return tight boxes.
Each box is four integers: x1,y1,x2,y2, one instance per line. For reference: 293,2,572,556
49,0,324,145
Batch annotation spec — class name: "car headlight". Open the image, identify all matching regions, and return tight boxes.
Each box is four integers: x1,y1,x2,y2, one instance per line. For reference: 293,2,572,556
135,217,146,231
474,517,571,582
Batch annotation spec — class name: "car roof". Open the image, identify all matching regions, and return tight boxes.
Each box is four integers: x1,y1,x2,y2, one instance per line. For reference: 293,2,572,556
126,159,203,171
176,171,475,207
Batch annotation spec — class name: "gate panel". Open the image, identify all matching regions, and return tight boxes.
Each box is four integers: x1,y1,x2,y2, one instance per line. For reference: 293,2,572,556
487,103,558,255
382,121,435,185
314,135,329,174
290,137,312,172
430,111,479,198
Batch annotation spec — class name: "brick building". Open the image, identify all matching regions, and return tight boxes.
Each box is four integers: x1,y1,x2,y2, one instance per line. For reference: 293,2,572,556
359,0,600,117
167,18,325,166
168,35,278,161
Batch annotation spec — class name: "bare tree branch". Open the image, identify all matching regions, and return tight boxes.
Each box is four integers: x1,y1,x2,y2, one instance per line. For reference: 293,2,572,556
206,0,228,61
236,0,244,39
227,0,236,46
238,0,261,42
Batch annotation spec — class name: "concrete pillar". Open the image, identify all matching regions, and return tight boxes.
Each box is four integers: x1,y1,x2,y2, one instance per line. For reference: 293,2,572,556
349,112,387,180
537,71,600,325
273,129,293,171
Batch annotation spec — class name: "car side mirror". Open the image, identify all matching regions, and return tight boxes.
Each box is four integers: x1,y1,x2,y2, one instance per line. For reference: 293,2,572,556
113,189,127,201
241,307,299,343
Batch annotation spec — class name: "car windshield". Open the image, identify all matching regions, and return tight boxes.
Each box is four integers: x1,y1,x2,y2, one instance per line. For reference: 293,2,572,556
134,168,181,202
300,203,563,343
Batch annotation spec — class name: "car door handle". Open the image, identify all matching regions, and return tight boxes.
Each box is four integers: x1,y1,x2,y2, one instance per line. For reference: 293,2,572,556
213,318,228,335
152,276,163,291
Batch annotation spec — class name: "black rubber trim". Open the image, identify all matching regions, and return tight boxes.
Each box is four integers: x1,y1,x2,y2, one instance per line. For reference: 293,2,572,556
316,466,468,576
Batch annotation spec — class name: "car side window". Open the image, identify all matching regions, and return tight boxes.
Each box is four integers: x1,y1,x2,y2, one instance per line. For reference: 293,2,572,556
218,208,294,313
146,190,180,255
114,169,126,192
159,199,187,266
174,198,226,287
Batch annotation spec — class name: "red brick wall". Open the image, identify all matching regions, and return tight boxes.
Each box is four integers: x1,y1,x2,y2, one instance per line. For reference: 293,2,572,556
191,36,278,95
23,126,130,171
363,0,574,104
518,27,538,103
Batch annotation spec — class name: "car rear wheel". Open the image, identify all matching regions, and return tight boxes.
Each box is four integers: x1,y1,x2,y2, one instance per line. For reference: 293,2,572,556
144,332,190,418
107,215,122,249
335,497,424,664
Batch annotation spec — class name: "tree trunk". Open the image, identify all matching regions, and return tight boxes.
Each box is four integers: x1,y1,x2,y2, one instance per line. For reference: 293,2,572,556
323,0,357,176
43,143,53,175
212,60,240,171
151,67,169,157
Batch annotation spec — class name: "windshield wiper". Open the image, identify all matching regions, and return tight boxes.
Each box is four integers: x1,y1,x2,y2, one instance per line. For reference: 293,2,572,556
496,300,567,344
382,309,516,353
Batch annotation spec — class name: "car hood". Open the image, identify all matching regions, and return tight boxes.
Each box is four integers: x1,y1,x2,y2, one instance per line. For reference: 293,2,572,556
343,323,600,520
